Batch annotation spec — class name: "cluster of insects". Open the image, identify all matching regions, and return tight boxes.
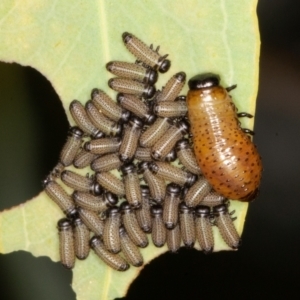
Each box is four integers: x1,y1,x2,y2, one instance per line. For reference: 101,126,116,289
43,32,262,271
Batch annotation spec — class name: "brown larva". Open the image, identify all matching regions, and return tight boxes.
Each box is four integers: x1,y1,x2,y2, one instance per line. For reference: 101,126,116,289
96,172,125,196
176,139,202,175
167,222,181,253
85,100,122,137
154,99,187,118
73,216,90,260
179,202,196,248
121,202,148,248
149,161,196,187
122,32,171,73
121,163,142,208
90,236,129,271
119,117,143,163
106,61,158,85
162,183,181,229
108,78,156,99
195,205,214,254
84,137,121,155
72,191,118,213
117,93,156,124
103,207,121,254
135,147,152,162
59,126,83,167
73,148,98,169
151,120,189,161
57,218,75,269
91,88,130,123
150,205,167,247
184,176,212,207
69,100,103,138
119,226,144,267
60,170,102,195
213,204,241,249
135,185,152,233
91,153,122,172
43,178,77,218
77,207,105,236
138,161,166,204
201,191,227,207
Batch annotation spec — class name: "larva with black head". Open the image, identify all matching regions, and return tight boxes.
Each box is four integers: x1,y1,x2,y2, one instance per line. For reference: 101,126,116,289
119,226,144,267
77,207,105,236
167,223,181,253
187,73,262,201
103,207,121,254
108,78,156,99
150,205,166,247
155,72,186,102
121,202,148,248
122,32,171,73
135,185,152,233
73,216,90,260
119,117,143,163
213,204,241,249
57,218,75,269
195,205,214,254
85,100,122,137
91,153,122,173
154,99,187,118
90,236,129,271
84,137,121,155
184,176,212,207
151,120,189,161
149,161,196,187
91,88,130,123
163,183,181,229
69,100,103,138
121,163,142,208
138,161,166,204
59,126,83,167
61,170,102,195
117,93,156,125
176,139,202,175
179,202,196,248
106,61,158,85
43,178,77,218
96,172,125,196
72,191,118,213
73,148,98,169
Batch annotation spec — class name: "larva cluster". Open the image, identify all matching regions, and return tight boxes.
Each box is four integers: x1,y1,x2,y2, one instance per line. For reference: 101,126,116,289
43,31,261,272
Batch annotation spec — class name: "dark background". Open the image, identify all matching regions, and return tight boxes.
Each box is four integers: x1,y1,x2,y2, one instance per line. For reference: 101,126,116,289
0,1,299,299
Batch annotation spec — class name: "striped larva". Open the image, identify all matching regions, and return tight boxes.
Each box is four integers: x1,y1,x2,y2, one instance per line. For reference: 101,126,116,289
59,126,83,167
91,88,130,123
106,61,158,85
167,223,181,253
77,207,105,236
195,205,214,254
122,32,171,73
57,218,75,269
162,183,181,229
103,207,121,254
73,148,98,169
61,170,102,195
150,205,166,247
119,117,143,163
69,100,103,138
179,202,196,248
73,217,90,260
96,172,125,196
91,153,122,172
187,73,262,201
201,191,227,207
154,99,187,118
213,204,241,249
84,137,121,155
90,236,129,271
108,78,156,99
135,185,152,233
121,202,148,248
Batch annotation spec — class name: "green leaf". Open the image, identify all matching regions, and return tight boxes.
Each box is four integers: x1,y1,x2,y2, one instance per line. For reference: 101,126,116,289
0,0,260,299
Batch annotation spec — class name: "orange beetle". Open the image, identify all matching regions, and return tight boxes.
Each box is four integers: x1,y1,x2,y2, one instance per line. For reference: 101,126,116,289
187,73,262,202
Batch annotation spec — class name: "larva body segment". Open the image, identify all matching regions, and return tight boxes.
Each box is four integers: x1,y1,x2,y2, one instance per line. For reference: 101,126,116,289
151,205,166,247
201,191,227,207
77,207,105,236
73,148,97,169
167,223,181,253
135,185,152,233
179,203,196,248
187,73,262,201
154,100,187,118
57,218,75,269
195,205,214,254
96,172,125,196
59,127,83,167
213,204,241,249
122,32,171,73
106,61,158,85
91,153,122,172
163,183,181,229
84,137,121,155
73,217,90,260
91,88,130,123
90,236,129,271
